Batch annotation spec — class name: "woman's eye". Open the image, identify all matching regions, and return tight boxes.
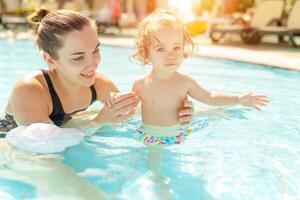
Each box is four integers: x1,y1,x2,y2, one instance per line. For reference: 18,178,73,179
157,48,164,52
73,56,84,61
174,46,182,51
93,48,100,54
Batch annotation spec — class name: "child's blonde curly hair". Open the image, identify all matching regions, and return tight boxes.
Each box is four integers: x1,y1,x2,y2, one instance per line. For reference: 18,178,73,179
133,9,197,65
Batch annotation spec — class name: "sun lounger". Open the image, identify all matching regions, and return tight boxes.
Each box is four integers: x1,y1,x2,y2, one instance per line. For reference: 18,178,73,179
0,0,28,29
209,0,285,44
1,15,28,29
253,0,300,47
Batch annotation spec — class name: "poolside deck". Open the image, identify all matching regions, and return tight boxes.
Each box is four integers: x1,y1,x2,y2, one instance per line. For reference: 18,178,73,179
100,33,300,71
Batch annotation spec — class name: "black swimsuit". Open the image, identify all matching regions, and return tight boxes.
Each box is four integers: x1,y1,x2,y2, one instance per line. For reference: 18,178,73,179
42,69,97,126
0,69,97,134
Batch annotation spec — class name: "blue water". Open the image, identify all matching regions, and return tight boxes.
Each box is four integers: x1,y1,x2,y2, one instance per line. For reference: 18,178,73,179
0,39,300,200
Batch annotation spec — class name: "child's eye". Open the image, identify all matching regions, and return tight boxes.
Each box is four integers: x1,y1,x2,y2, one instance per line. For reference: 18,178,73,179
174,46,182,51
72,56,84,61
157,47,165,52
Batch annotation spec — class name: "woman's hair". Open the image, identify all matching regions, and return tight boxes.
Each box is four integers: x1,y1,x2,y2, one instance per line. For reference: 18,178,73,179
133,9,197,65
28,7,92,60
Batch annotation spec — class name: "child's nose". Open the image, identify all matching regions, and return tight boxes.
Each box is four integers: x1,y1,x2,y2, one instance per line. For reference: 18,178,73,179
166,52,175,59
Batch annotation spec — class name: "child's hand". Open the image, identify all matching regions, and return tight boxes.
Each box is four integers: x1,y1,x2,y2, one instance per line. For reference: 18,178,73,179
238,92,269,111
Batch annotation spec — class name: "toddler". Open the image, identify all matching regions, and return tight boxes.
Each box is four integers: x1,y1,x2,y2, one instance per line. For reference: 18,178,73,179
130,9,268,145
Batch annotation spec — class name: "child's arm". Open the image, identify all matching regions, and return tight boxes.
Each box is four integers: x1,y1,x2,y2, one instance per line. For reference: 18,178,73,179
187,78,269,110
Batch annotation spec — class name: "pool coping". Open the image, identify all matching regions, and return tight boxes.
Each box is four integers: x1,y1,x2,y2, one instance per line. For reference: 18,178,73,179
99,36,300,71
1,31,299,71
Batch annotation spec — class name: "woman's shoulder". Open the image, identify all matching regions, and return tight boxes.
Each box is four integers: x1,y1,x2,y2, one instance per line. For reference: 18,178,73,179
7,70,50,116
15,70,43,86
94,72,117,88
11,71,47,98
93,72,119,99
94,72,114,84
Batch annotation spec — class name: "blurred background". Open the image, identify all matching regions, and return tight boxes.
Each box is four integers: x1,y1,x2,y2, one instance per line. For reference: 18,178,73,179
0,0,297,35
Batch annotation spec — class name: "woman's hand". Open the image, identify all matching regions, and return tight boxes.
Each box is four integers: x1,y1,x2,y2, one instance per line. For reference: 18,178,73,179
178,97,194,124
238,92,269,111
94,92,140,124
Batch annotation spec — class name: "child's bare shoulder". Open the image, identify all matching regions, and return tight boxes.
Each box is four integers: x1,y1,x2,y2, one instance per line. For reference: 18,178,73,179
134,75,148,82
132,75,148,91
177,72,197,85
133,75,148,85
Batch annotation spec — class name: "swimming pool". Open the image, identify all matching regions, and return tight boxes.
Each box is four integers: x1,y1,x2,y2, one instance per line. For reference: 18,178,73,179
0,39,300,200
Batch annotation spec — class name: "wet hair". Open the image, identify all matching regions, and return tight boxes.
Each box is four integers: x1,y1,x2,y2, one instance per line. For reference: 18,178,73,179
133,9,197,65
28,7,93,60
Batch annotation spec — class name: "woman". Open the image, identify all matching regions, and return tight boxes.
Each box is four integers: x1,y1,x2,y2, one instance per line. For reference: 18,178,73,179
1,8,193,131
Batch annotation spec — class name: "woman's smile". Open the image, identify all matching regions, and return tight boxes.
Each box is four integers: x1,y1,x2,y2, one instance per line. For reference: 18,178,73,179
80,71,95,79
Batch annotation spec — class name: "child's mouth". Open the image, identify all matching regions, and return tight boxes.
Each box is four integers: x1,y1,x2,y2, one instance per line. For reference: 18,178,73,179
165,64,176,67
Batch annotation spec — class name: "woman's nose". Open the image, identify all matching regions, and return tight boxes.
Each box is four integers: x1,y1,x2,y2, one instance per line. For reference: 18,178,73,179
88,54,100,69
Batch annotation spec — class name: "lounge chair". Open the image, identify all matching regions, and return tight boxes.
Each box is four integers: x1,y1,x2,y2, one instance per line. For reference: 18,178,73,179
253,0,300,47
0,0,28,29
1,15,27,29
209,0,285,44
0,1,2,24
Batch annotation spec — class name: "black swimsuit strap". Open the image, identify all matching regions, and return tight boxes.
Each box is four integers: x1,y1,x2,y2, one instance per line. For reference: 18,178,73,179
90,85,97,104
42,69,97,113
41,69,65,116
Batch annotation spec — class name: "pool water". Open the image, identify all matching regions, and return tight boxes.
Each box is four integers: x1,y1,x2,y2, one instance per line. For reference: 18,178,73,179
0,39,300,200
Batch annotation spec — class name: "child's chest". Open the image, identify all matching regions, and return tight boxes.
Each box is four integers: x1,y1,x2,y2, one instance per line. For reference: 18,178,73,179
140,81,189,108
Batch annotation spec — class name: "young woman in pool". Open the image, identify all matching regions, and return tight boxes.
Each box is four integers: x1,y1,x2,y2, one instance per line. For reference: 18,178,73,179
129,9,269,145
0,8,194,132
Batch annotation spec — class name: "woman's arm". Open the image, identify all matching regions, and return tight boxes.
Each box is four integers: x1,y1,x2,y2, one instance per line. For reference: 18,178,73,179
93,92,139,124
92,73,140,124
178,97,194,124
7,78,50,125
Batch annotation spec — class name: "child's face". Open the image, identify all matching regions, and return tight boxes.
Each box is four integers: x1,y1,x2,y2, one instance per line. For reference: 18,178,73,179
147,27,184,73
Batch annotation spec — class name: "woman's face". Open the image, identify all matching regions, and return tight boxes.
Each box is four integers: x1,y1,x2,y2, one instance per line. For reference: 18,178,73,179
54,24,101,87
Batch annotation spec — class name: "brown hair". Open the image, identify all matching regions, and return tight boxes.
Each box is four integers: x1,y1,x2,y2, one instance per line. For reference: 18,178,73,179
133,9,197,65
28,8,92,59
